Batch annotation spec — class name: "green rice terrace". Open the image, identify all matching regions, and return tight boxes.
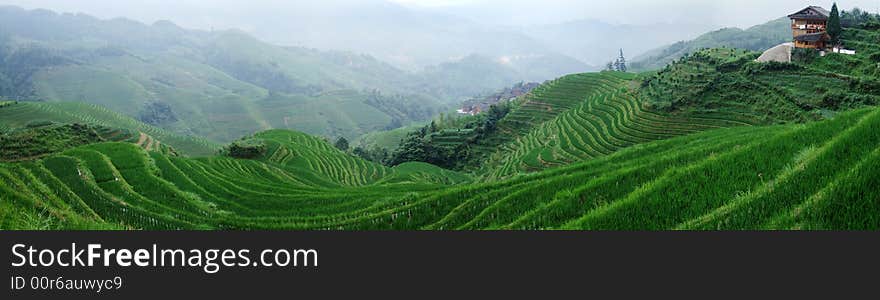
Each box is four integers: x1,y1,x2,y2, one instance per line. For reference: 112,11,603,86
480,72,755,179
1,105,878,230
3,65,880,230
2,27,880,230
0,101,218,156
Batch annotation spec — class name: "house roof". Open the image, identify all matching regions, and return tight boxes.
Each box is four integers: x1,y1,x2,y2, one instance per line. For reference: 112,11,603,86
788,6,830,20
794,32,829,42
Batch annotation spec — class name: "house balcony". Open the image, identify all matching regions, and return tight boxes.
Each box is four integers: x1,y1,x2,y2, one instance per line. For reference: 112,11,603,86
791,24,826,30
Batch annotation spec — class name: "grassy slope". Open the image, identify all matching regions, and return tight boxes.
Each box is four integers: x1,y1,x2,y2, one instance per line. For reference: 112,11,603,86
26,47,415,142
0,101,218,156
387,32,878,174
257,90,393,140
2,57,879,229
809,28,880,78
353,124,424,151
480,71,752,179
5,36,879,229
2,6,578,144
0,6,449,143
0,106,876,230
2,123,142,161
2,18,879,230
641,41,880,123
631,17,791,71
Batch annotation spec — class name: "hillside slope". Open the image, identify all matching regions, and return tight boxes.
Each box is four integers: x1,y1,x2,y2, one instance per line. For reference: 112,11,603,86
0,122,176,162
0,101,218,156
641,47,880,122
630,17,791,71
0,6,590,143
3,14,880,231
480,72,753,179
389,25,880,175
0,6,446,142
1,107,877,230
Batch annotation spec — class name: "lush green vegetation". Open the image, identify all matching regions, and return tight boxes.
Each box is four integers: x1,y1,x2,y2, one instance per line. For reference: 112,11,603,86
352,123,424,158
478,72,752,178
631,18,791,71
385,30,880,174
6,36,880,230
0,122,171,161
632,7,880,72
812,28,880,78
221,137,268,159
4,37,880,229
841,7,880,28
2,9,880,230
388,102,512,169
0,101,218,156
1,105,877,230
0,6,583,144
642,47,880,122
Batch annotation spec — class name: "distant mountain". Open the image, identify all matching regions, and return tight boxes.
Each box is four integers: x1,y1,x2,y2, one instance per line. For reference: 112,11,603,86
0,5,581,143
523,19,718,66
630,17,791,71
205,0,569,70
173,1,712,71
416,54,592,103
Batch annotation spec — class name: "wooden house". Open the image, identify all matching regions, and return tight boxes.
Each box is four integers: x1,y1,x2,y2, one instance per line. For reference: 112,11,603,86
788,6,831,49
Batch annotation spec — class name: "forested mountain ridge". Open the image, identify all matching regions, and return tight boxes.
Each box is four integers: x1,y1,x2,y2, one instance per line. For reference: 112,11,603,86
630,17,792,71
0,5,589,143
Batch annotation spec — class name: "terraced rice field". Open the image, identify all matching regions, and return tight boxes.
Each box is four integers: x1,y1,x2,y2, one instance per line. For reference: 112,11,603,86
430,129,475,152
637,47,875,124
2,105,878,230
0,101,218,156
257,130,393,186
3,68,879,230
482,72,755,178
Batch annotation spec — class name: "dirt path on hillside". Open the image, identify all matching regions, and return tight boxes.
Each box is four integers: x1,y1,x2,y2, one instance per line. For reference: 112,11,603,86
135,132,147,147
147,139,160,152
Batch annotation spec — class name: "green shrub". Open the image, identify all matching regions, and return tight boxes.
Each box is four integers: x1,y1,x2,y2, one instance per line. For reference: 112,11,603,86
792,48,820,64
222,138,267,159
868,52,880,63
861,20,880,30
822,91,879,109
334,137,349,152
855,78,880,94
742,61,802,75
716,54,759,72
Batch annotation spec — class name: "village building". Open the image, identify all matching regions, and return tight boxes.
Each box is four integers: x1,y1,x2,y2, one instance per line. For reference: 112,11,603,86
457,82,539,115
789,6,831,49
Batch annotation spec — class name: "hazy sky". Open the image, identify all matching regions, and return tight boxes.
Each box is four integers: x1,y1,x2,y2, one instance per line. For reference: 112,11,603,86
395,0,880,27
0,0,878,29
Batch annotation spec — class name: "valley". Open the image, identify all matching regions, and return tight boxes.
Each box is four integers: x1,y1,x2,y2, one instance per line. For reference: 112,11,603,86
3,103,878,230
0,6,586,143
1,4,879,230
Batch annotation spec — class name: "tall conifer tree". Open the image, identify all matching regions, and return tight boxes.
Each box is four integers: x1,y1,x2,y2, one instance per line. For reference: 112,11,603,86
828,3,842,45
